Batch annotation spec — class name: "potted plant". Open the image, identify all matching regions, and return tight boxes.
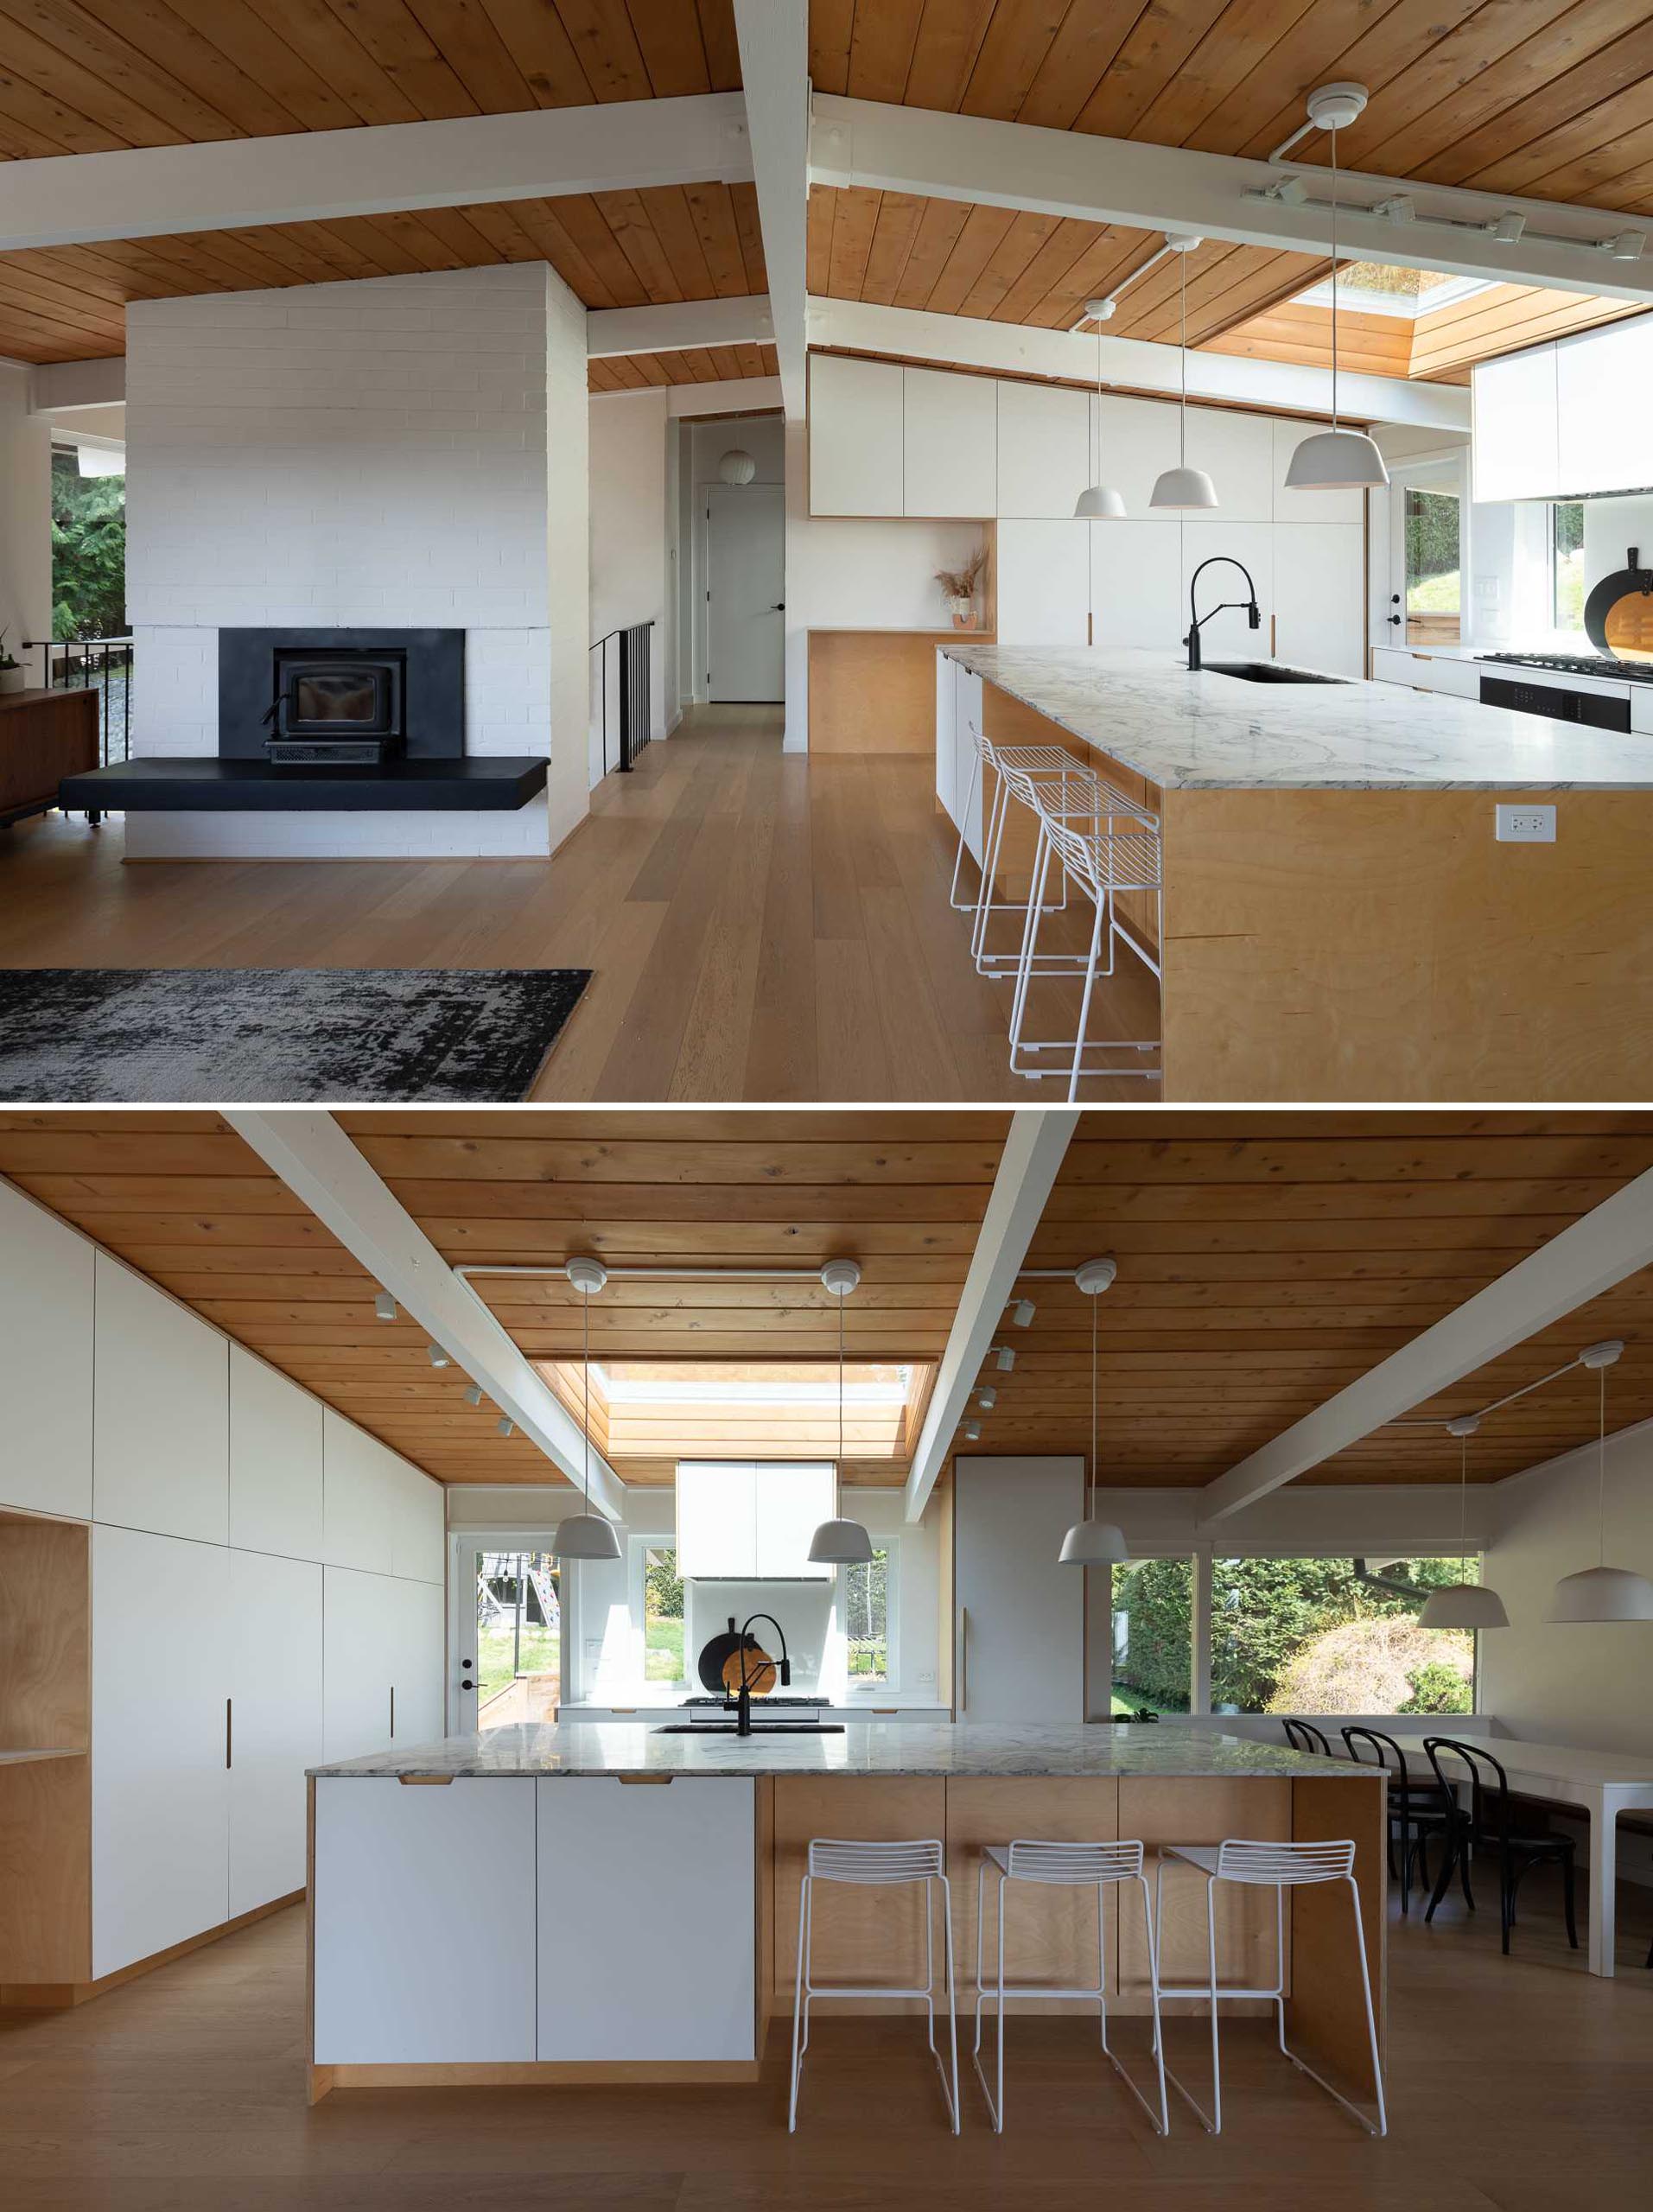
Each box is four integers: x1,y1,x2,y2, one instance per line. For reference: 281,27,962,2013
934,548,987,631
0,627,26,696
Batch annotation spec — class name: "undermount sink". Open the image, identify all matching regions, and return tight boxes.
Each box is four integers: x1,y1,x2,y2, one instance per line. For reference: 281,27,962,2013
652,1721,845,1735
1202,660,1348,684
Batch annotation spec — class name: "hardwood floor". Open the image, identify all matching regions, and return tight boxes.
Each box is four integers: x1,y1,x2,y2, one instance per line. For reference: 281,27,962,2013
0,709,1161,1103
0,1870,1647,2209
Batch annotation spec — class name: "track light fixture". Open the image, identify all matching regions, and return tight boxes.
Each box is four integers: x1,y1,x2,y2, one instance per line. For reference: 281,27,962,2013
427,1343,449,1369
373,1290,397,1322
497,1416,514,1439
464,1384,484,1408
994,1345,1015,1373
1010,1299,1036,1328
976,1386,997,1411
963,1420,982,1442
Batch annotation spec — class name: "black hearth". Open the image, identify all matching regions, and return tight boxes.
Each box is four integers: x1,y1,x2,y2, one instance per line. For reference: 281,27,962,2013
219,627,465,766
264,646,405,766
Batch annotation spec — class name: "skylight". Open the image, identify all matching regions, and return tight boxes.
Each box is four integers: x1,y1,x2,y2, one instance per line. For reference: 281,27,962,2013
1293,263,1499,319
534,1358,932,1471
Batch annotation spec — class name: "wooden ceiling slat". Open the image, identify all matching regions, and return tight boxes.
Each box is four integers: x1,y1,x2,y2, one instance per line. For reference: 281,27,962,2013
844,0,926,105
683,181,753,298
398,0,547,115
550,0,654,102
68,0,321,137
962,0,1096,124
153,0,369,131
889,194,976,309
900,0,999,114
238,0,425,126
826,183,881,300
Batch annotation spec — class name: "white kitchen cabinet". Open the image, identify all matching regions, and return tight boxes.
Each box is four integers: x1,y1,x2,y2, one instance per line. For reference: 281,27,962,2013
1272,416,1364,523
323,1408,397,1574
1188,404,1274,522
229,1548,323,1917
1272,524,1364,677
997,382,1090,520
1472,344,1560,503
995,519,1090,645
809,353,904,517
537,1777,755,2060
92,1523,232,1977
313,1777,537,2063
389,1459,446,1586
1092,395,1180,521
935,646,958,823
1557,316,1653,499
390,1574,447,1749
229,1344,323,1562
952,660,985,862
1090,519,1183,652
93,1255,228,1546
954,1458,1084,1726
904,366,995,517
1181,521,1275,665
322,1564,400,1762
0,1179,93,1520
1633,687,1653,737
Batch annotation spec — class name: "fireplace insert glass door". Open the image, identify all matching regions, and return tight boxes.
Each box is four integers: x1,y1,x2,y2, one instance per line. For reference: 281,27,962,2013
267,645,406,765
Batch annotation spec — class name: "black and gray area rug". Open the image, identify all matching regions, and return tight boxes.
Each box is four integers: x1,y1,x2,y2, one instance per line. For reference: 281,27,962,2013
0,968,591,1102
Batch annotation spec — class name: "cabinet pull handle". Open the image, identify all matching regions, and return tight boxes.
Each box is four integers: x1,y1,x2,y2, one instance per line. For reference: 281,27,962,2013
619,1776,672,1785
397,1775,453,1786
226,1697,232,1770
958,1607,968,1714
390,1685,396,1738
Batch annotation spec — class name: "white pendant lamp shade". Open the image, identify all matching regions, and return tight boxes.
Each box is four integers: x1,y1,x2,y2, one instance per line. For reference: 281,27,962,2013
1284,428,1389,491
1059,1258,1127,1566
1419,1582,1510,1631
1148,463,1218,510
1550,1340,1653,1620
551,1257,620,1564
1074,483,1127,518
810,1261,874,1567
1149,239,1217,512
717,448,756,485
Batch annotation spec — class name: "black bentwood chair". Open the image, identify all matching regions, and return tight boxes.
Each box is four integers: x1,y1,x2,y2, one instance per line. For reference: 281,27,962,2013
1282,1718,1333,1757
1422,1737,1579,1957
1342,1726,1453,1916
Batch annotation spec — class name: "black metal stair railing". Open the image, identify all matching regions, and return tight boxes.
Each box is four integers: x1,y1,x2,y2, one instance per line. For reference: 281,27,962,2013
22,635,134,765
588,619,653,773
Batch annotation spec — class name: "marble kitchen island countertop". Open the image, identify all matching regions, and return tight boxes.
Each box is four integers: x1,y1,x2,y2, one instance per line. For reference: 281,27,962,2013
310,1719,1353,1780
943,644,1653,790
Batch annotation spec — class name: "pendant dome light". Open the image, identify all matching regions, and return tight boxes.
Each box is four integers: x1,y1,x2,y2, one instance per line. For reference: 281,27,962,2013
1073,300,1127,519
1059,1259,1128,1565
550,1257,621,1561
1551,1340,1653,1621
717,448,757,486
1149,238,1218,512
808,1260,874,1566
1283,86,1390,493
1419,1414,1509,1630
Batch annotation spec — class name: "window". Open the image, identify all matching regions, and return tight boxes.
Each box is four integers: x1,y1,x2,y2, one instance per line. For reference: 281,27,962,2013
1402,485,1461,645
644,1547,686,1684
1552,500,1586,634
1109,1559,1192,1714
1211,1556,1476,1717
842,1547,889,1686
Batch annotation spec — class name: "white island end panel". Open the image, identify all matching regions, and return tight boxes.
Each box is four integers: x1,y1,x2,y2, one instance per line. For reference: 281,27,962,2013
537,1777,755,2062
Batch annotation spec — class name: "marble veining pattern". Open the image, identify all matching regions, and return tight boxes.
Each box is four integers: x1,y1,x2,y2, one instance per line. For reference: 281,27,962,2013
944,645,1653,791
309,1720,1357,1781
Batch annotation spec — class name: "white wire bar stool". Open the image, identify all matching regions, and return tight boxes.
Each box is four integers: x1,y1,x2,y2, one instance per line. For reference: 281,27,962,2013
949,730,1101,976
1153,1839,1387,2139
1007,782,1163,1096
790,1837,960,2134
973,1838,1168,2136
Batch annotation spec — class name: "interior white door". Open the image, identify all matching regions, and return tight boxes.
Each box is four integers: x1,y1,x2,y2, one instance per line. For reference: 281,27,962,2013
954,1459,1084,1726
92,1523,232,1977
229,1548,323,1917
391,1574,447,1748
0,1179,93,1519
313,1776,537,2063
322,1564,399,1761
93,1254,228,1545
706,483,785,702
537,1777,755,2059
230,1345,323,1562
1275,524,1365,677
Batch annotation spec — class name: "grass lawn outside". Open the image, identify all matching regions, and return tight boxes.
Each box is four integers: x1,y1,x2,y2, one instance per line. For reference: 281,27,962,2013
645,1618,685,1683
477,1624,558,1706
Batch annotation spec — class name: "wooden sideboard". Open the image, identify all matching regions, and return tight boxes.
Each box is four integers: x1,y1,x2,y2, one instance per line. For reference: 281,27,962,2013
0,688,100,828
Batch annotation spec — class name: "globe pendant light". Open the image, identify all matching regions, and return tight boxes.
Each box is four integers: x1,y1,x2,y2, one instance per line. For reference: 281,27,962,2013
1419,1415,1509,1630
717,448,757,485
550,1257,621,1561
1073,300,1127,519
1551,1340,1653,1621
1149,240,1218,512
1059,1259,1128,1565
808,1260,874,1566
1284,86,1389,493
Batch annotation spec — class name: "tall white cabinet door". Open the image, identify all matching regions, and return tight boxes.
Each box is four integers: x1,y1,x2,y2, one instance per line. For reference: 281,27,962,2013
956,664,985,865
229,1548,323,1917
1472,344,1560,502
954,1459,1084,1725
936,649,958,823
1272,417,1363,522
313,1777,537,2063
93,1255,228,1545
1181,522,1274,664
0,1179,93,1519
808,353,904,516
323,1410,396,1573
323,1565,399,1761
1093,395,1180,521
389,1460,445,1586
1090,520,1182,652
92,1523,232,1977
537,1777,754,2060
995,521,1090,644
1557,318,1653,498
390,1575,447,1748
230,1345,323,1562
1191,406,1274,522
997,382,1090,518
1273,524,1364,677
904,367,995,517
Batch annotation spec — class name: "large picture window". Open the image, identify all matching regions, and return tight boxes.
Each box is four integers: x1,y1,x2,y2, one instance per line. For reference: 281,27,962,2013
1211,1555,1475,1717
1109,1558,1192,1713
1552,500,1586,634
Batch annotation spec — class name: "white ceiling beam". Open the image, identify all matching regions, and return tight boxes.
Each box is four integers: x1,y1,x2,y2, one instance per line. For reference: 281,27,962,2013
0,95,751,253
904,1111,1078,1522
734,0,808,419
225,1110,624,1517
809,296,1470,430
588,296,772,356
1201,1165,1653,1522
811,93,1653,308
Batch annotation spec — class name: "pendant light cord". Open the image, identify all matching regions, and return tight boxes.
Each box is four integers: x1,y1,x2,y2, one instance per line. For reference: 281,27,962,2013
1329,125,1340,431
1598,1361,1606,1568
837,1287,845,1508
1458,1429,1468,1567
1089,1288,1098,1522
582,1288,591,1515
1179,254,1188,466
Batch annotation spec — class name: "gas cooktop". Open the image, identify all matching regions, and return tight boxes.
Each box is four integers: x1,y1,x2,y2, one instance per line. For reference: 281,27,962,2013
1477,652,1653,684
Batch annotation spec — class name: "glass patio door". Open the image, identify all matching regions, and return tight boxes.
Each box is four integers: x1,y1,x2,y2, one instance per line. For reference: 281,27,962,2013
1389,456,1465,646
453,1540,562,1732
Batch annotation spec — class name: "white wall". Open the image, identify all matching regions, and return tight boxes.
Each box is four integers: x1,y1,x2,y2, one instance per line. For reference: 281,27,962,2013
0,360,52,679
122,262,588,860
680,411,785,709
588,387,671,767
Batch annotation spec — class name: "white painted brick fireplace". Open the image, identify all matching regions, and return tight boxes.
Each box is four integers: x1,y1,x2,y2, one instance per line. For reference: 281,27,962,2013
123,260,588,859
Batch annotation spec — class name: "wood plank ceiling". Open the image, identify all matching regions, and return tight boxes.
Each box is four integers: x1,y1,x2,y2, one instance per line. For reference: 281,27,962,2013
588,341,779,391
4,1109,1653,1497
1209,283,1643,385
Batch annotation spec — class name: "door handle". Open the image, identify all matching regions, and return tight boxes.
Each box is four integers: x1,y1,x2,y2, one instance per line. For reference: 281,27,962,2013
770,601,785,611
1387,613,1402,626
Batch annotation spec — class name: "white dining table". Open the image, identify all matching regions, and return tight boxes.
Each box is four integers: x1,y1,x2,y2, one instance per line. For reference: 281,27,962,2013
1372,1732,1653,1977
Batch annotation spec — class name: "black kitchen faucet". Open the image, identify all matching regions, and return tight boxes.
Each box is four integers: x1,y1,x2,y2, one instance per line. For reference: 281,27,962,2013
1184,556,1261,671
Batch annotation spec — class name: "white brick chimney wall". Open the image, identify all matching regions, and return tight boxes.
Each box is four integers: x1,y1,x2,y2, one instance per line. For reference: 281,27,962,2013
122,261,588,859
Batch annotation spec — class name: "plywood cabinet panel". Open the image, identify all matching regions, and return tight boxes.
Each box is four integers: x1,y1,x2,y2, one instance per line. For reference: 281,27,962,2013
809,353,903,516
0,1180,92,1521
93,1255,227,1546
229,1344,323,1562
904,366,995,517
772,1776,946,2009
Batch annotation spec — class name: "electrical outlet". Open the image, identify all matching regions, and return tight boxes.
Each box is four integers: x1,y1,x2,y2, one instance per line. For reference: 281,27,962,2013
916,1669,936,1687
1496,804,1556,843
